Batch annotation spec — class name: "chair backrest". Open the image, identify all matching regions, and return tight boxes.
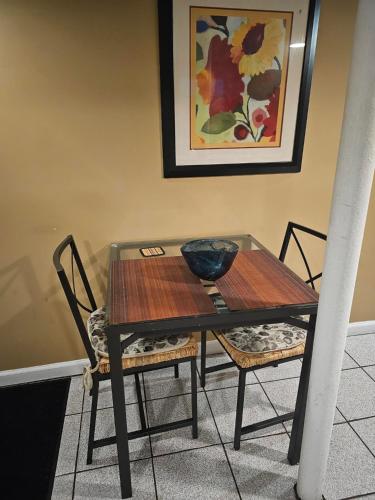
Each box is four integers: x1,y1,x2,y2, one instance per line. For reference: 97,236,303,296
279,222,327,290
53,235,98,367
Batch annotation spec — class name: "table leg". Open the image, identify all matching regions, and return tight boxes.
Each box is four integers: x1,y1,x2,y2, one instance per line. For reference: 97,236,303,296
200,331,207,388
288,314,317,465
107,333,132,499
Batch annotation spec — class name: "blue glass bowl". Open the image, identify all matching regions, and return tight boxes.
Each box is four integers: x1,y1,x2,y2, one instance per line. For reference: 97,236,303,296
180,239,239,281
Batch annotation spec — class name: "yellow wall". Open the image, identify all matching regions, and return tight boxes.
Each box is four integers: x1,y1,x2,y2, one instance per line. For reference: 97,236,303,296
1,0,372,372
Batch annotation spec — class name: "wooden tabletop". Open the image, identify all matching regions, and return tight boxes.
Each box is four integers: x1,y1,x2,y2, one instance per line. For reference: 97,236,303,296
109,256,216,325
216,250,318,310
109,249,318,326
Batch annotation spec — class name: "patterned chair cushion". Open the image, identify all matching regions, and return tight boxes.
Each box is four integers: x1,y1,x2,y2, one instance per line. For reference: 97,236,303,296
210,293,307,353
219,323,306,354
87,306,190,358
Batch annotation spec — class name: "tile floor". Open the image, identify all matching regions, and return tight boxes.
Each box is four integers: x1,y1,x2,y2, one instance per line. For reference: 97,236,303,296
52,331,375,499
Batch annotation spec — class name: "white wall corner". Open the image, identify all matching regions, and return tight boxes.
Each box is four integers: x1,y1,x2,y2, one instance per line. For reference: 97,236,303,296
347,320,375,336
0,358,87,387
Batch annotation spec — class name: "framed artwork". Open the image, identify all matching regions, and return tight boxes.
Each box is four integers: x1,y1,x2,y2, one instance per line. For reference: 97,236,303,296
158,0,320,178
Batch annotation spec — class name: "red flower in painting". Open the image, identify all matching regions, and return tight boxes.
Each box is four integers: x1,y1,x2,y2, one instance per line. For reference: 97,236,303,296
197,35,244,116
262,88,280,140
252,108,267,128
234,124,249,140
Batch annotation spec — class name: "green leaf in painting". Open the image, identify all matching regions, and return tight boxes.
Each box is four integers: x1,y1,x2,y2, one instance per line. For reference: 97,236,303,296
201,112,236,134
196,42,204,61
247,69,281,101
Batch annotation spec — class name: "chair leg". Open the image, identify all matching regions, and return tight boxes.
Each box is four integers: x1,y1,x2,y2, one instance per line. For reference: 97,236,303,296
191,359,198,439
234,370,246,451
134,373,147,430
174,364,179,379
200,330,207,388
87,377,99,465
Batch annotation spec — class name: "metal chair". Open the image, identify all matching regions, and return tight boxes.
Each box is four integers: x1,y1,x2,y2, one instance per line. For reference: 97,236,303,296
200,222,326,450
53,235,198,465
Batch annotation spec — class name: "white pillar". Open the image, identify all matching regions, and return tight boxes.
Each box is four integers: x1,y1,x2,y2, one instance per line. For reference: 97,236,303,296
296,1,375,498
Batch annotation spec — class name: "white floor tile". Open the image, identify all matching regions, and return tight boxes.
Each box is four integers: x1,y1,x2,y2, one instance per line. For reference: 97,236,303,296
52,474,74,500
324,424,375,499
206,384,284,442
337,369,375,421
342,351,360,369
76,405,151,472
143,362,202,400
50,351,375,500
262,377,345,431
256,360,302,383
225,433,297,499
345,335,375,367
82,376,144,412
351,417,375,456
147,392,220,456
364,365,375,381
66,376,84,415
55,414,81,476
153,445,239,499
74,460,155,499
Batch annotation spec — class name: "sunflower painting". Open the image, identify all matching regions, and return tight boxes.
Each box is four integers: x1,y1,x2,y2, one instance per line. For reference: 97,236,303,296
190,7,293,150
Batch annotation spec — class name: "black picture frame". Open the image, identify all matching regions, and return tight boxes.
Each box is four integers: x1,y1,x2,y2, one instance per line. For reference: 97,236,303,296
158,0,320,178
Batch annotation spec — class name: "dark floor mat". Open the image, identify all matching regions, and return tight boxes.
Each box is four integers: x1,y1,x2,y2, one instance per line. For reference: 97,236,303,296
0,377,71,500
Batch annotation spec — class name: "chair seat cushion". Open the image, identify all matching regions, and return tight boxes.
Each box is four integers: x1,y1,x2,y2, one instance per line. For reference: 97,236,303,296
87,306,190,358
219,322,306,354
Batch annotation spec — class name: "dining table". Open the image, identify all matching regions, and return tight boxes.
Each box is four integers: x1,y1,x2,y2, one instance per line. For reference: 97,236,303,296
104,234,319,499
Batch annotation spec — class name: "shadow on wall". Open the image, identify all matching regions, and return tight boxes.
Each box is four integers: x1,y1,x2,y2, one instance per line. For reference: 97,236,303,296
0,241,108,371
83,239,107,299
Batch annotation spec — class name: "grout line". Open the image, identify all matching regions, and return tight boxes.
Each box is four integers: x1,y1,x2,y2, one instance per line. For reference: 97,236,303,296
339,365,364,373
71,379,86,499
221,430,289,446
335,406,347,423
204,380,260,391
253,371,290,435
144,389,203,403
335,364,375,375
362,366,375,382
75,400,140,416
334,403,375,462
142,372,158,500
333,421,348,427
346,421,375,461
54,470,76,478
151,442,220,460
344,350,361,368
201,385,242,499
73,456,153,476
345,414,375,424
252,374,301,384
339,492,375,500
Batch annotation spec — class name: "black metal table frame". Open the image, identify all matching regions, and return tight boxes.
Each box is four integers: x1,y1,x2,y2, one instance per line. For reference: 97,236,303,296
105,235,318,499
